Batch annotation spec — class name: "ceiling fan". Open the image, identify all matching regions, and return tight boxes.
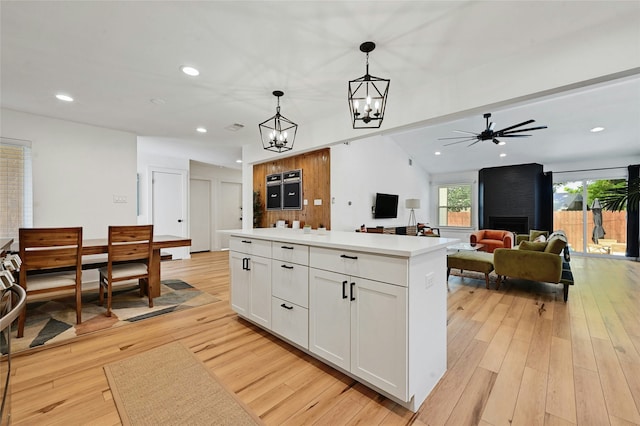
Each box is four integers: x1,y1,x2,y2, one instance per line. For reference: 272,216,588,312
439,112,548,147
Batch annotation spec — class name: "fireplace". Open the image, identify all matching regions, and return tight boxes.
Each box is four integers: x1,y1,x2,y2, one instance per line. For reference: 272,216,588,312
489,216,529,234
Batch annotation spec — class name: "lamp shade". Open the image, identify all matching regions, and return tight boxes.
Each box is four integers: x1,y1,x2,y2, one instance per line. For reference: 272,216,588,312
405,198,421,209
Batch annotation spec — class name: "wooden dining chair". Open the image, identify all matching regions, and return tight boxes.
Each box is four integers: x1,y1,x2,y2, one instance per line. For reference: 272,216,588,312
17,227,83,338
98,225,154,317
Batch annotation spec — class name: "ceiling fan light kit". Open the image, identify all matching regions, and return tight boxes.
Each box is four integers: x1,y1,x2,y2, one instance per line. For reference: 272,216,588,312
348,41,390,129
259,90,298,153
439,112,548,147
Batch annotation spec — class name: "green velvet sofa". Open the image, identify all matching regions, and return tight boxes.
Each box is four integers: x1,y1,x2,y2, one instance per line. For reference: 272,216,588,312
493,232,573,301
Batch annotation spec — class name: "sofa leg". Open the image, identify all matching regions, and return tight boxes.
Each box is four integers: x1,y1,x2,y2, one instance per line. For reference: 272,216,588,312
563,284,569,302
496,275,501,290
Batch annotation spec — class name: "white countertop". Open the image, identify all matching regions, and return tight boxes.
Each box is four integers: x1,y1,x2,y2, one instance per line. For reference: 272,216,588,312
225,228,459,257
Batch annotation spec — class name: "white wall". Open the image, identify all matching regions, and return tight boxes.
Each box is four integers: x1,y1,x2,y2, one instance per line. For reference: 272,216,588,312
189,160,242,250
330,136,430,231
0,108,137,238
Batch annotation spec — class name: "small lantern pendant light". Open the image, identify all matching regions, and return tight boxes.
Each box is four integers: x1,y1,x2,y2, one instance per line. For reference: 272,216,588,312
348,41,390,129
259,90,298,153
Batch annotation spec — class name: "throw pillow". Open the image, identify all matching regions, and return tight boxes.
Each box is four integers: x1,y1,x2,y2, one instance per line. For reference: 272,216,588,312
519,241,547,251
533,234,547,243
529,230,548,242
545,236,567,255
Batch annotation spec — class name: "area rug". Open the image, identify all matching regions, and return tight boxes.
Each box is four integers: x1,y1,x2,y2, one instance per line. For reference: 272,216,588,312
4,279,219,353
104,341,262,425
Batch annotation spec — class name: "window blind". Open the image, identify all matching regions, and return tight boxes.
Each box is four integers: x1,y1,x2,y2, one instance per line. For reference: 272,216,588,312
0,138,33,240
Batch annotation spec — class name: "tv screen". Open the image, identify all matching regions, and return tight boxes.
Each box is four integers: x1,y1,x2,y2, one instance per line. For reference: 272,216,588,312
374,193,399,219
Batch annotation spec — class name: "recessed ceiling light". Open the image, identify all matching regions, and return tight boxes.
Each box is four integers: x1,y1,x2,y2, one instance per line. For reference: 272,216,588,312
500,153,507,158
434,151,441,156
180,66,199,76
498,141,506,146
55,94,73,102
236,159,243,163
196,127,207,133
590,126,605,133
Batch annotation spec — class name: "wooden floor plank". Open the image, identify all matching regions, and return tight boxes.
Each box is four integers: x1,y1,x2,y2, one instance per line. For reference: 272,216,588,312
511,366,548,426
546,336,576,424
481,338,530,425
574,366,611,426
591,337,640,424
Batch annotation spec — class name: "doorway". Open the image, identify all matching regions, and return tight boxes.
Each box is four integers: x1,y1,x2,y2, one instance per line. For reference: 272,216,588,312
219,182,242,249
190,178,211,253
151,168,188,259
553,178,627,255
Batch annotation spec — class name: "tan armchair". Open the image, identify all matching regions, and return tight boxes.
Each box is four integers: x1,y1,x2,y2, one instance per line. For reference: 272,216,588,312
470,229,514,253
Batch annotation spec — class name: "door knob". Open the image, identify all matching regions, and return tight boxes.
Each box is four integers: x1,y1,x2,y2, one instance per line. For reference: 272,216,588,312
177,219,183,223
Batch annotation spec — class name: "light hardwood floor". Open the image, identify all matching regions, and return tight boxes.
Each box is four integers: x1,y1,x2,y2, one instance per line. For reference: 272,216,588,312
9,251,640,425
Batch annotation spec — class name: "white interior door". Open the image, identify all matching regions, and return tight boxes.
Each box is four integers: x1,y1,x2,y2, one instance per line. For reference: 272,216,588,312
190,178,211,252
219,182,242,249
152,169,188,259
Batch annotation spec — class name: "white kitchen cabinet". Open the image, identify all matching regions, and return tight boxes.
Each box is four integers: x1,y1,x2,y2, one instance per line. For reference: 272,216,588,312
226,229,451,412
309,267,407,399
229,237,272,329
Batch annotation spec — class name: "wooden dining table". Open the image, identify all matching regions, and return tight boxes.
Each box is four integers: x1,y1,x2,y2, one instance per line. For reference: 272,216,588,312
10,235,191,298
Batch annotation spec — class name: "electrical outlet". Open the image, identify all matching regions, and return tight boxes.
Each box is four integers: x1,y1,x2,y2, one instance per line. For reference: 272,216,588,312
314,199,322,206
425,272,434,289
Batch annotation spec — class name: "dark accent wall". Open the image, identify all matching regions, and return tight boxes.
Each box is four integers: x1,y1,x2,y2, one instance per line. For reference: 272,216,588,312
478,163,553,233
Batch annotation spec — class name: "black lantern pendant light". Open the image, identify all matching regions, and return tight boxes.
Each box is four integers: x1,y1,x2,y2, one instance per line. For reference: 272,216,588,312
348,41,390,129
259,90,297,153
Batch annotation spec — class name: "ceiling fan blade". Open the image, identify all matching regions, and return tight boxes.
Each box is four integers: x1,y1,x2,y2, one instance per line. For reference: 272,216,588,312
501,125,548,134
452,130,478,135
495,119,535,133
438,136,478,140
443,138,476,146
467,140,482,147
500,134,531,137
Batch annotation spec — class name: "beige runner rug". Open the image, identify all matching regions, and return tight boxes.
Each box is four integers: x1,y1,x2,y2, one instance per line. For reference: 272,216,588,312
104,341,262,425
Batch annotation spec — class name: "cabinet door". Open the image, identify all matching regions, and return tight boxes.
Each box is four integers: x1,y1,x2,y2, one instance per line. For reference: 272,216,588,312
272,260,309,308
351,278,408,399
230,251,249,316
248,255,272,329
309,268,350,370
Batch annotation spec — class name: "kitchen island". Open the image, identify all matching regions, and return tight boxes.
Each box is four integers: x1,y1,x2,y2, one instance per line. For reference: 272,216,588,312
227,228,457,412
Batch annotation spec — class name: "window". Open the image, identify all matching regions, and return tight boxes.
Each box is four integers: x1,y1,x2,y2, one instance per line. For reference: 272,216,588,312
438,184,471,227
0,138,33,240
553,177,627,256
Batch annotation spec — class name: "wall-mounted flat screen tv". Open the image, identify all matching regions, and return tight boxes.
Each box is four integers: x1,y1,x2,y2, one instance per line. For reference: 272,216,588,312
374,193,399,219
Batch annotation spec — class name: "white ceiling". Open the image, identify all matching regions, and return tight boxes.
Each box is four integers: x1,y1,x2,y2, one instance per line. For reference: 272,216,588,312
1,1,639,172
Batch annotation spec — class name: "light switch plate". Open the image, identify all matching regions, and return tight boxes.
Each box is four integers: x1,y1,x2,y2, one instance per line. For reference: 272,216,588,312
314,199,322,206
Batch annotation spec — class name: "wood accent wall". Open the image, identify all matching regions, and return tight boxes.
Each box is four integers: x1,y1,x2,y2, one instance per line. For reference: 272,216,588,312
253,148,331,229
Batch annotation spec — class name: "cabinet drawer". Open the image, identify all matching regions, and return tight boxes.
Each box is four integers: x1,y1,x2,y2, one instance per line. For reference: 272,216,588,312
272,242,309,265
272,260,309,308
272,297,308,349
309,246,408,287
229,237,272,258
